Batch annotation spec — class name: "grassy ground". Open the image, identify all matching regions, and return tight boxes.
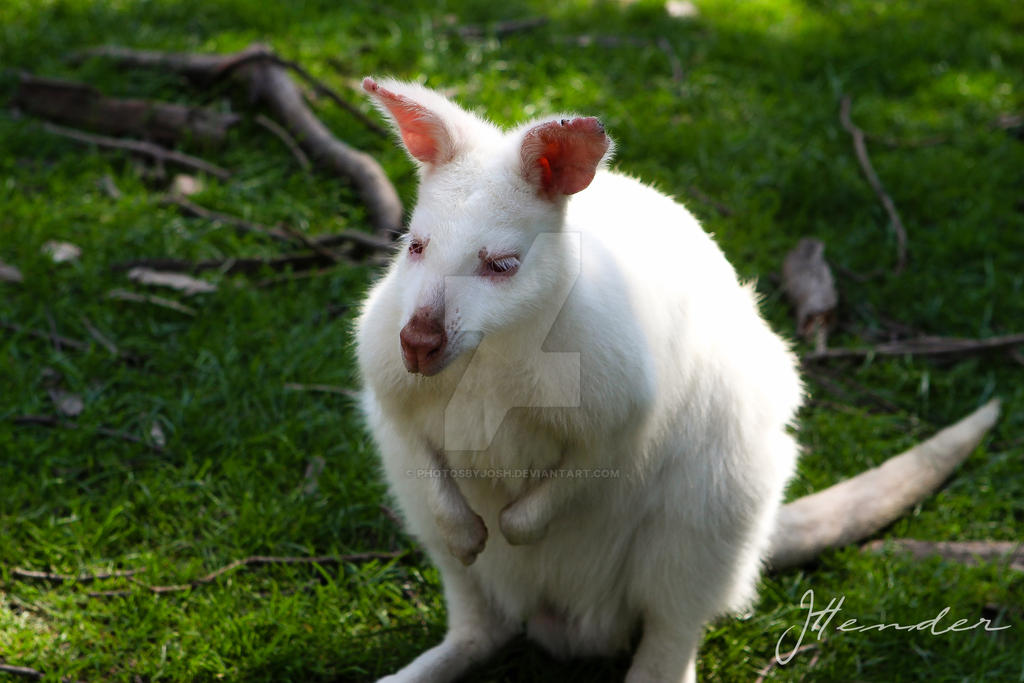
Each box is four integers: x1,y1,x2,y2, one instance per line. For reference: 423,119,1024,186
1,0,1022,681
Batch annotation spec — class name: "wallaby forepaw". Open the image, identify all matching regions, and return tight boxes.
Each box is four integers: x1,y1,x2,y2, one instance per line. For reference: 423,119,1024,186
443,511,488,565
499,501,549,545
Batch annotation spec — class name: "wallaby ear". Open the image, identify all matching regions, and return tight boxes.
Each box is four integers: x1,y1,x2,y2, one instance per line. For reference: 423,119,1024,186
520,117,612,197
363,77,456,166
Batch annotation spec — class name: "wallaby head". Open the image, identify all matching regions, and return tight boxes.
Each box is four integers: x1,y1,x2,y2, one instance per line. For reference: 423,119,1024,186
363,77,613,376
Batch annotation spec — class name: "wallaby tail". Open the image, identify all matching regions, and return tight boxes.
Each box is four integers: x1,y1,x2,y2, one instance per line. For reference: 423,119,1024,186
768,399,1002,570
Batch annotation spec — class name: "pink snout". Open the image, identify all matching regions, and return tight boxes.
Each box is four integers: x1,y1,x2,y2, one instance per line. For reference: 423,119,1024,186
400,309,447,375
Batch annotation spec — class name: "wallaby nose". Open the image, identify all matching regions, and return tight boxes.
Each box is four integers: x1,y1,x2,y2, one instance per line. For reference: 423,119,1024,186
399,309,447,374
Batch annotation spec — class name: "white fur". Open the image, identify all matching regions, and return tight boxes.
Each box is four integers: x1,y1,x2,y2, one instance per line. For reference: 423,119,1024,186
356,80,803,683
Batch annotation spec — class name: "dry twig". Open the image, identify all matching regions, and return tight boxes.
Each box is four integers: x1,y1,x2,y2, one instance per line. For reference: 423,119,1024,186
39,121,231,180
803,364,903,414
284,382,360,399
112,238,390,277
686,185,735,217
113,253,334,276
380,503,404,528
3,319,141,364
865,131,948,149
11,567,144,583
1,320,88,351
107,288,197,315
279,224,344,264
45,311,62,353
79,315,119,356
98,174,122,199
11,414,165,453
839,95,908,275
657,37,685,83
254,113,311,170
453,17,549,39
163,195,394,259
162,195,292,241
803,333,1024,362
556,34,648,48
253,268,333,288
84,552,407,597
753,643,819,683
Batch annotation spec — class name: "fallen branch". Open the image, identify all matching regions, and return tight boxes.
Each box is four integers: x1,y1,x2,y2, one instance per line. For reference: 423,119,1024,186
15,72,239,145
839,95,908,275
258,54,389,138
39,121,231,179
862,539,1024,572
254,113,311,170
769,399,1001,569
75,43,402,238
802,332,1024,362
11,414,166,453
11,567,145,583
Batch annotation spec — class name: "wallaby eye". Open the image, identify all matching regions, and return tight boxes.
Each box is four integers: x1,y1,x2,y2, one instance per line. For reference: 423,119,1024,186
484,255,520,277
408,237,426,257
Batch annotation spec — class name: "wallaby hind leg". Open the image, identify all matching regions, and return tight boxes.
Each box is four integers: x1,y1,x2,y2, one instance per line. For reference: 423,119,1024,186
378,563,518,683
624,614,700,683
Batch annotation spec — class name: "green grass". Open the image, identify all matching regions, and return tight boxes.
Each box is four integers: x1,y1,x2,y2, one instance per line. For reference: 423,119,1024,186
1,0,1022,680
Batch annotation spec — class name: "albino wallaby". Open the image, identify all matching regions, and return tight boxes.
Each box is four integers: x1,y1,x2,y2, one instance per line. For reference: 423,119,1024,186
354,78,1001,683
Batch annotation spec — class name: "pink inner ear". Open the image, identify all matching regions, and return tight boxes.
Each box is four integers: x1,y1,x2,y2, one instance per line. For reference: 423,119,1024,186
522,117,610,197
363,78,447,164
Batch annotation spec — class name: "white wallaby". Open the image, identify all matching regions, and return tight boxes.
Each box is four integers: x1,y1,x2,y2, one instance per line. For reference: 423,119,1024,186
354,78,1001,683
